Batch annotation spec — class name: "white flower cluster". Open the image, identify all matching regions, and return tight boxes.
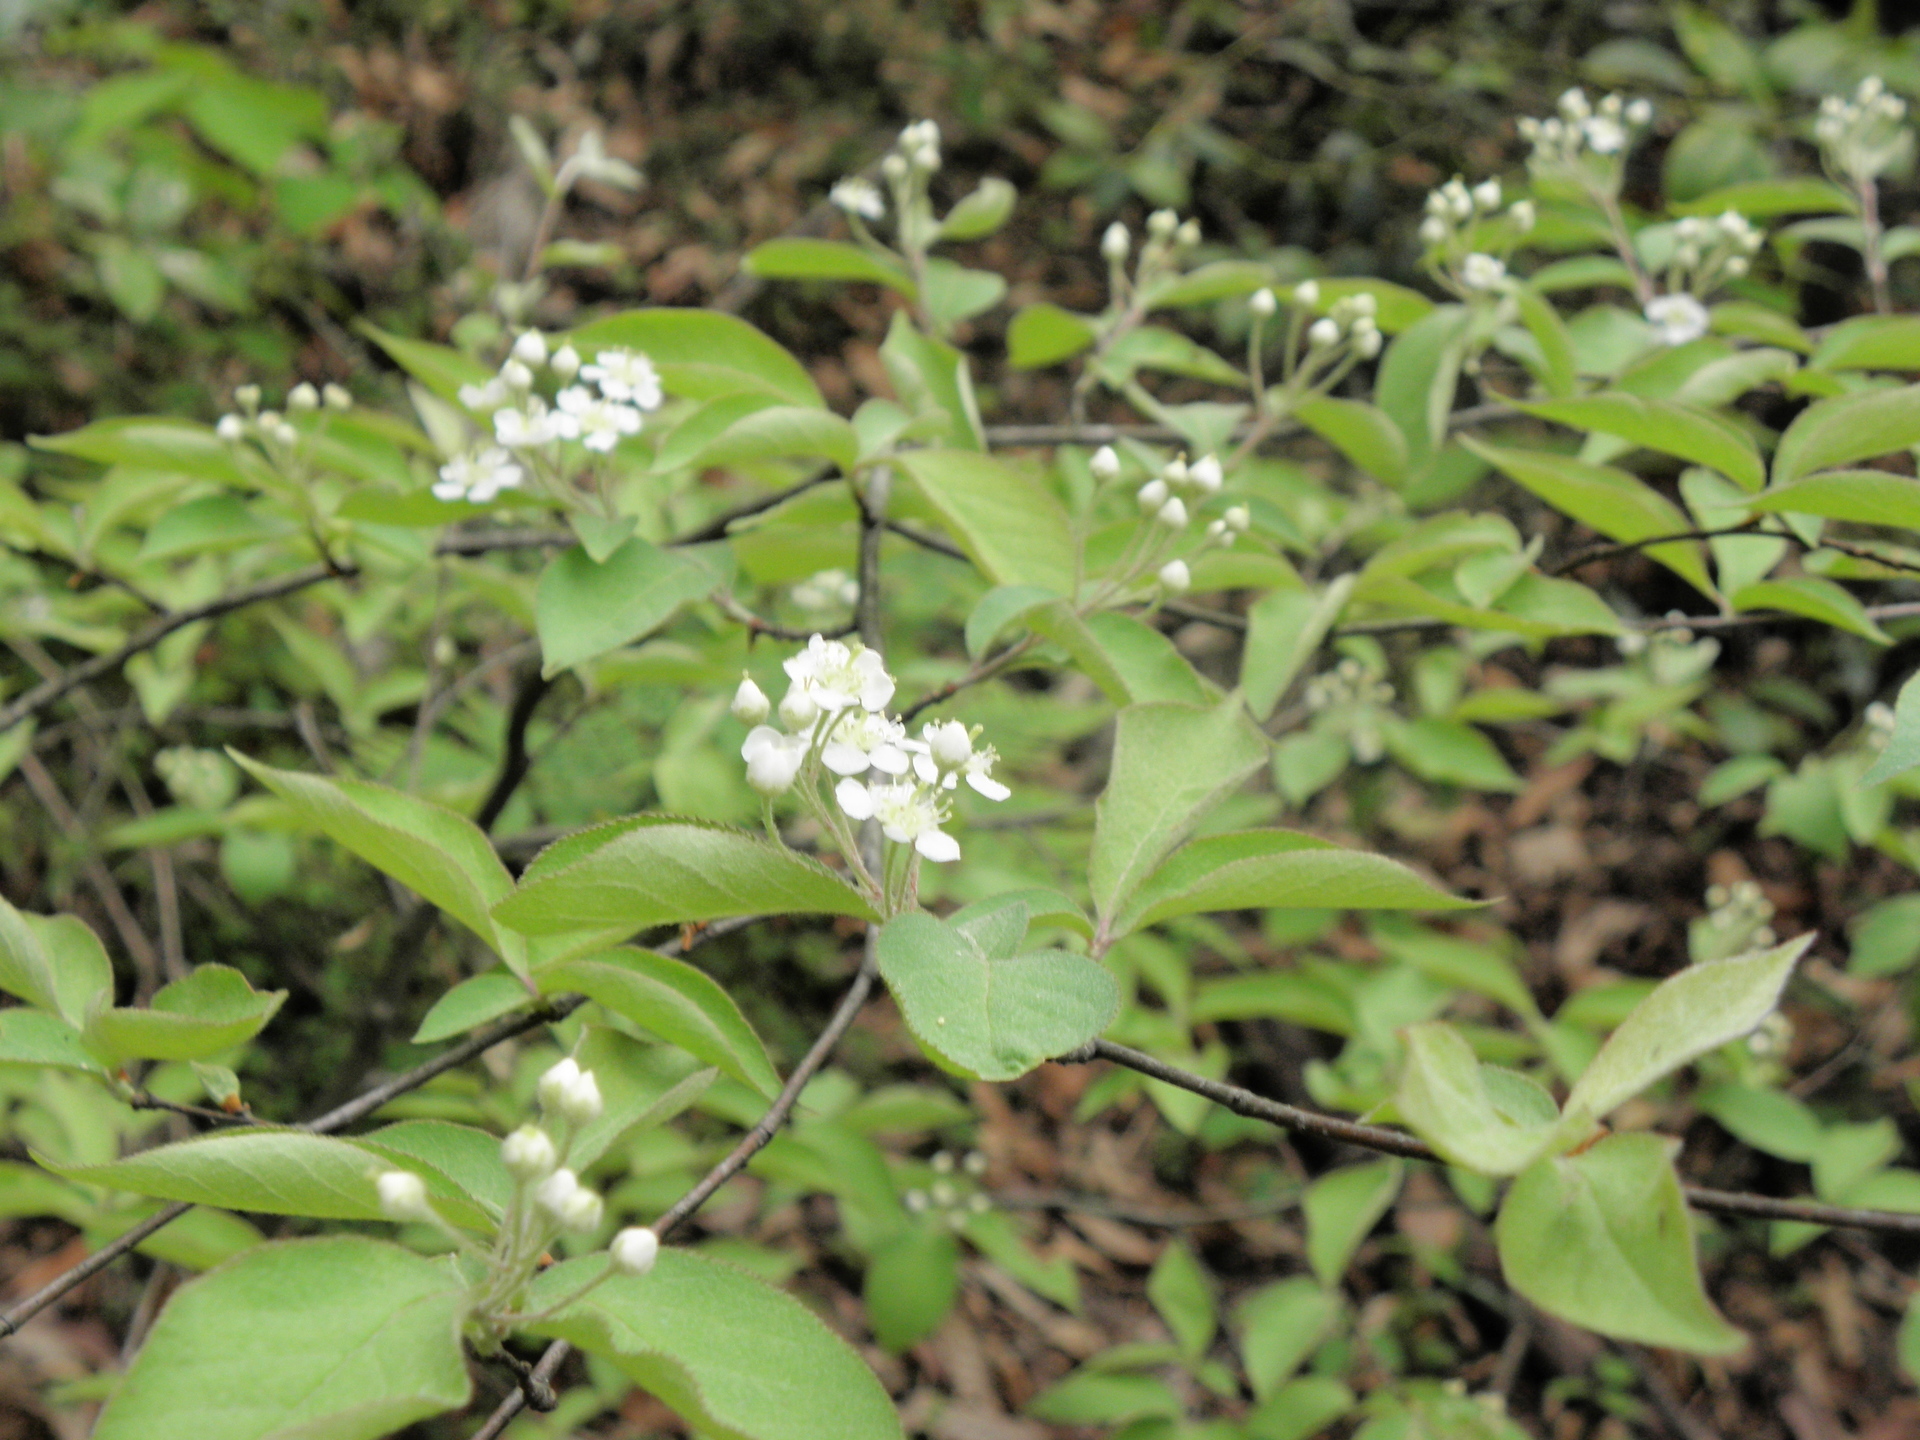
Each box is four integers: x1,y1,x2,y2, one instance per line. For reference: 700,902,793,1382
437,332,661,502
1691,879,1778,965
1414,176,1535,298
1304,656,1396,763
903,1150,993,1231
830,176,885,222
1101,208,1203,312
1817,76,1912,183
1518,88,1653,174
886,119,943,181
731,636,1007,867
378,1054,662,1343
1637,209,1762,347
1101,447,1249,594
215,381,351,451
1297,285,1384,358
791,569,860,613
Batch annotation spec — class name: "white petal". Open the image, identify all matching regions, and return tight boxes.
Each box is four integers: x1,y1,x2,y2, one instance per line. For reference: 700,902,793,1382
835,777,875,819
869,745,910,776
915,829,961,862
821,741,870,776
966,773,1011,801
912,752,939,785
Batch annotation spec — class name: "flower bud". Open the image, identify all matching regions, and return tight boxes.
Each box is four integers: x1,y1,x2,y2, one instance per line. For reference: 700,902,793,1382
778,687,820,731
551,344,581,380
502,1124,558,1180
1090,444,1121,480
1224,504,1251,532
1155,496,1189,529
556,1067,603,1125
1136,478,1169,513
1147,208,1178,238
1293,280,1321,309
1508,200,1536,233
323,383,353,411
925,719,972,771
1188,454,1223,494
272,421,299,447
1175,219,1200,247
1249,287,1277,317
610,1226,660,1276
377,1170,433,1223
1472,179,1502,211
1206,518,1228,542
537,1056,582,1113
1158,558,1191,592
1625,97,1653,126
534,1167,581,1218
1418,216,1448,245
1725,255,1749,277
235,384,262,412
216,414,246,442
881,153,909,182
731,675,771,725
1355,328,1383,359
1307,317,1340,348
1161,456,1189,488
744,727,804,796
500,359,534,391
512,330,549,367
1100,223,1130,263
287,382,319,411
556,1186,603,1233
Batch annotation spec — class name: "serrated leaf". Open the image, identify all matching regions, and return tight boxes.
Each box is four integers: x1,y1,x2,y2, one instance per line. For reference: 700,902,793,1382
1772,384,1920,487
84,965,286,1063
1496,1133,1745,1354
92,1237,469,1440
893,448,1077,593
411,969,532,1043
0,898,114,1029
530,1249,904,1440
493,816,876,935
535,539,719,676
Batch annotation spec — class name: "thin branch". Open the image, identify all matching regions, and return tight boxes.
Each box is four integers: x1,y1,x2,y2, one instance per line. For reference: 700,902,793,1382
1068,1038,1920,1238
709,592,856,643
898,636,1038,723
995,1189,1300,1228
1547,524,1763,577
855,467,890,652
472,665,554,834
882,518,966,562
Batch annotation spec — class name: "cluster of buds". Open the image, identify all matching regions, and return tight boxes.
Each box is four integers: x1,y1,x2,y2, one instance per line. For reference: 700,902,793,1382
1639,210,1763,347
1615,620,1720,687
153,747,239,812
1519,89,1654,195
1414,177,1536,299
377,1055,661,1348
1865,699,1899,751
1817,76,1912,185
438,331,661,503
1091,445,1248,595
791,569,860,614
1303,656,1396,764
1690,880,1778,965
1301,288,1383,358
731,637,1007,895
1101,207,1203,304
215,381,352,453
902,1150,992,1231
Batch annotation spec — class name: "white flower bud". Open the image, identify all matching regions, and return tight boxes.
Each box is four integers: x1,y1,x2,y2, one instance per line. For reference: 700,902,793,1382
1101,222,1130,262
1472,179,1502,211
745,733,803,797
500,359,534,391
1508,200,1536,233
1350,294,1376,318
556,1067,603,1125
537,1056,582,1113
1224,504,1250,532
881,153,909,182
778,687,819,731
1136,478,1170,513
1090,444,1122,480
1355,328,1383,359
512,330,549,366
1626,99,1652,128
322,383,353,411
1293,280,1321,309
1156,496,1189,528
1147,208,1178,238
1418,216,1449,245
556,1186,603,1233
501,1124,558,1180
287,382,319,411
551,344,581,380
1459,253,1507,291
234,383,261,411
377,1170,433,1223
1205,519,1228,542
610,1226,660,1276
216,414,246,441
1158,559,1191,592
1307,317,1340,348
1250,287,1278,317
1724,255,1749,277
272,421,299,447
925,719,973,770
1188,454,1223,494
1175,219,1201,247
731,675,771,725
1161,456,1189,487
534,1167,581,1218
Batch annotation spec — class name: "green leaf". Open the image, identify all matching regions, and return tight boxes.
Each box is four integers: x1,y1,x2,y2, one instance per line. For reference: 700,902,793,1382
231,755,519,964
876,905,1119,1082
357,324,493,402
84,965,285,1063
1811,315,1920,373
95,236,165,322
1559,934,1810,1132
1771,384,1920,487
1030,606,1212,705
0,1009,108,1075
31,418,249,487
92,1237,469,1440
1730,577,1891,644
411,968,532,1043
531,1249,903,1440
1311,278,1436,333
1864,671,1920,787
1304,1160,1403,1284
1027,1372,1182,1426
1495,1133,1744,1353
922,259,1007,330
138,494,290,563
0,898,114,1029
534,538,719,675
1007,303,1096,369
1114,829,1473,939
1464,437,1715,596
1240,577,1355,722
880,310,984,449
1671,176,1850,218
1377,305,1471,470
939,176,1017,240
1694,1082,1823,1162
1521,393,1765,493
1246,1376,1356,1440
893,448,1077,593
493,815,876,935
743,239,913,293
1383,716,1523,792
689,406,860,473
864,1226,960,1352
965,584,1060,658
1236,1278,1343,1400
565,309,825,408
1097,326,1243,387
1393,1023,1558,1176
1147,1240,1216,1358
538,946,779,1098
1748,468,1920,530
1088,698,1269,932
1294,396,1408,485
1144,259,1275,309
1513,281,1578,398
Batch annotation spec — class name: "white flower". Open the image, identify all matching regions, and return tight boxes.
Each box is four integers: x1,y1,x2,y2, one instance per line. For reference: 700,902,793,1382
782,634,895,713
287,382,319,411
512,330,549,367
557,385,645,452
580,348,663,408
494,401,556,449
1625,97,1653,126
1418,215,1449,245
550,344,581,380
1159,558,1191,592
835,779,961,861
910,723,1010,801
1307,317,1340,348
821,709,911,778
1472,178,1502,211
377,1170,433,1223
1176,219,1200,247
610,1226,660,1276
742,726,805,796
1293,280,1320,308
1355,327,1382,359
731,675,771,725
500,359,535,391
1090,444,1122,480
459,376,509,412
831,177,885,221
1460,253,1507,291
1188,454,1223,494
434,447,524,503
1101,222,1130,262
1583,115,1626,154
922,720,973,772
1156,496,1189,529
1645,292,1710,346
534,1167,580,1218
959,746,1010,801
1250,287,1277,318
501,1125,558,1180
792,569,859,612
1509,200,1536,232
1147,208,1178,238
1558,87,1592,122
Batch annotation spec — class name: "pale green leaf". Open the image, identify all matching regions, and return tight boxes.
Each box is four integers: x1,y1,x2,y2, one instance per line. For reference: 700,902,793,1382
1007,303,1096,369
893,448,1077,593
1394,1023,1558,1176
534,539,719,676
1731,577,1891,644
1863,671,1920,787
1240,577,1355,721
1520,393,1765,492
1748,468,1920,530
1304,1160,1402,1284
1771,383,1920,487
84,965,286,1063
1236,1277,1343,1400
0,898,114,1029
1811,315,1920,373
743,239,913,293
1295,396,1408,485
1147,1239,1216,1358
